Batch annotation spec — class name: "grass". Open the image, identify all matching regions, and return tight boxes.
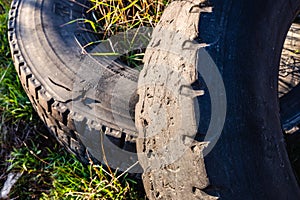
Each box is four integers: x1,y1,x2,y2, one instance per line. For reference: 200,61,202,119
0,1,144,199
0,63,34,121
0,0,33,122
88,0,171,39
7,137,141,199
74,0,171,69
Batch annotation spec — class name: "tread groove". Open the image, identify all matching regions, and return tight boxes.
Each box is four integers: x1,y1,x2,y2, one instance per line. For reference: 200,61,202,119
8,0,138,170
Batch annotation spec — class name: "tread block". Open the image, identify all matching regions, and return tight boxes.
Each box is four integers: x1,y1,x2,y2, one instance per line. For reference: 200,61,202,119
37,89,54,113
19,65,32,88
28,77,41,99
51,102,69,125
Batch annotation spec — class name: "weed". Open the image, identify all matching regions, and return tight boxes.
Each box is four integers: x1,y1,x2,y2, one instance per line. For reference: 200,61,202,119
8,138,142,200
88,0,171,39
0,0,11,67
0,64,34,121
74,0,171,69
0,1,33,122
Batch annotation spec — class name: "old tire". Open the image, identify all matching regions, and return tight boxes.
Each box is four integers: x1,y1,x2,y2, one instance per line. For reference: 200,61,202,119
8,0,142,171
135,0,300,200
8,0,300,199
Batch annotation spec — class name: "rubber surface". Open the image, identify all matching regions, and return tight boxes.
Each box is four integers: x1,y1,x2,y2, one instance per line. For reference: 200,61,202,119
8,0,140,169
135,1,218,199
135,0,300,199
8,0,300,199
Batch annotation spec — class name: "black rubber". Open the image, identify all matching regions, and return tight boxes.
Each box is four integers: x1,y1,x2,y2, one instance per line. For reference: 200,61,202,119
8,0,141,170
192,0,300,199
8,0,300,199
135,0,300,199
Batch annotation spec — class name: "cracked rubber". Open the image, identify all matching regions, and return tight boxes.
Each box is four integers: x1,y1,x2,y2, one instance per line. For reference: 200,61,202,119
136,1,218,199
136,0,300,200
8,0,139,168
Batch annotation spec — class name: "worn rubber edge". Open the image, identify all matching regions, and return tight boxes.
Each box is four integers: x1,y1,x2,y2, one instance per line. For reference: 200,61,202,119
7,0,137,166
135,1,218,199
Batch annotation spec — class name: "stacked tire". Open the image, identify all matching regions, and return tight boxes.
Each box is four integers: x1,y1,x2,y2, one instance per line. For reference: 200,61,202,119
9,0,300,199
